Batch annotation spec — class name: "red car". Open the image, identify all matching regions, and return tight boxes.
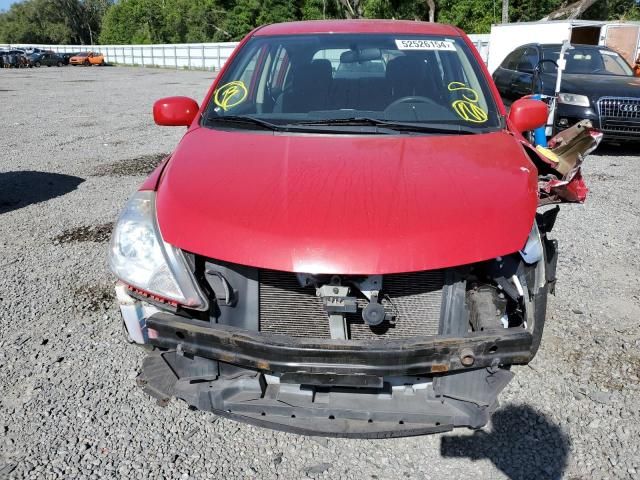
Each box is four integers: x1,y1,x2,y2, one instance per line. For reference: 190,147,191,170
109,20,598,437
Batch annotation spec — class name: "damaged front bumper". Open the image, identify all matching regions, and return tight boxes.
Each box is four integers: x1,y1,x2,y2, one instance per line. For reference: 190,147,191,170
129,307,544,438
146,313,536,377
114,218,559,438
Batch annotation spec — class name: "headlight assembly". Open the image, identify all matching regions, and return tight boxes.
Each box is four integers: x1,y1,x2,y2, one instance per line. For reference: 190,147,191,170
108,190,208,310
557,93,590,107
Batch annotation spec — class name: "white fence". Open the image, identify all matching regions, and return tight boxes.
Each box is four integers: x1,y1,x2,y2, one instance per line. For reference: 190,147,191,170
2,34,490,71
468,34,490,64
1,42,239,71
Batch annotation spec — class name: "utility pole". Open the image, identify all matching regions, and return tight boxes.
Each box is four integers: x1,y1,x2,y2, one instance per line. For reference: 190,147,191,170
502,0,509,23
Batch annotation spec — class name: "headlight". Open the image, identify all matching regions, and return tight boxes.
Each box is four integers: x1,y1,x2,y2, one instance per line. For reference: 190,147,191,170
557,93,590,107
108,190,208,310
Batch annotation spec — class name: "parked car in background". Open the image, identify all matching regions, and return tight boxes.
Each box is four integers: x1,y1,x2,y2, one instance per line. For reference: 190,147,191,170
1,50,29,68
3,48,25,56
493,43,640,141
23,47,45,55
69,51,104,66
29,52,64,67
109,19,597,438
59,52,80,65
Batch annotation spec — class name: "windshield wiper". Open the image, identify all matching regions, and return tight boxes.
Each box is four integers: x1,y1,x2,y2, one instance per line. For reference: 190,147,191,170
206,115,282,131
292,117,478,134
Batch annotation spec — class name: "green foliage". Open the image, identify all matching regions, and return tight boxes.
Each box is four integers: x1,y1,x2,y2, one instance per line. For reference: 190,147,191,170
3,0,640,45
584,0,640,21
301,0,343,20
362,0,424,20
0,0,110,44
99,0,166,44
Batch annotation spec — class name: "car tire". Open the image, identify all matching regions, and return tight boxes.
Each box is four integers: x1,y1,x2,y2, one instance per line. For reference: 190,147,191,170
84,60,90,66
34,61,40,67
57,61,62,67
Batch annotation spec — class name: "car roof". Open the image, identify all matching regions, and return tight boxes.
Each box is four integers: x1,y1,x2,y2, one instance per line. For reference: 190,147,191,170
517,43,613,50
254,20,462,37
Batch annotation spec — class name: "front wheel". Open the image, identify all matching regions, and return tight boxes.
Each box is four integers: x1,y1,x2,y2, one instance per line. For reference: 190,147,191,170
84,60,90,66
34,61,41,67
57,61,62,67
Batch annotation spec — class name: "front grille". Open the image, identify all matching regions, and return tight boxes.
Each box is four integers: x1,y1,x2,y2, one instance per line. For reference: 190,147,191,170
597,97,640,137
259,270,445,340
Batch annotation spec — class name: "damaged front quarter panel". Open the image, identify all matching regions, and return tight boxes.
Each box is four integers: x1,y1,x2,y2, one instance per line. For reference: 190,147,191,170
523,120,603,205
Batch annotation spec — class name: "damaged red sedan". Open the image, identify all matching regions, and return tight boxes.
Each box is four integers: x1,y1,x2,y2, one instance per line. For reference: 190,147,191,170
109,20,598,438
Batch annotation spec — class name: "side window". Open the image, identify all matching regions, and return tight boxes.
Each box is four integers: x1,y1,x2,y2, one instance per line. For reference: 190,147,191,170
270,46,290,90
238,54,258,86
503,49,524,70
602,54,626,75
519,47,539,71
214,43,271,114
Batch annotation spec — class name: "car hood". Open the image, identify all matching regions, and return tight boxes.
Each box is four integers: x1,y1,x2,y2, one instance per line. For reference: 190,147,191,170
553,73,640,99
156,127,538,274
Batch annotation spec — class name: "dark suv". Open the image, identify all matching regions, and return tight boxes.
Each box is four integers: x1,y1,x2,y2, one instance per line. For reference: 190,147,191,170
493,43,640,140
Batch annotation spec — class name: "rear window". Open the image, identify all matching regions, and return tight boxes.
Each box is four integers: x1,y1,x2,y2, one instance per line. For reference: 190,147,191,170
204,33,501,132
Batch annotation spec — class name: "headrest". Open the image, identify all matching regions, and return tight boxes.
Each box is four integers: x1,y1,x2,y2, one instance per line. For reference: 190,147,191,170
292,59,332,87
386,55,426,81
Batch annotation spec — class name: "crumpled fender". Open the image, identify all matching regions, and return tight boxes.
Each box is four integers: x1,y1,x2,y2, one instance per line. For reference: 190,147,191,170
521,120,602,205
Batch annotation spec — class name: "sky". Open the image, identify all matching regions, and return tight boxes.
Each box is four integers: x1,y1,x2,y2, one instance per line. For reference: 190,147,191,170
0,0,17,12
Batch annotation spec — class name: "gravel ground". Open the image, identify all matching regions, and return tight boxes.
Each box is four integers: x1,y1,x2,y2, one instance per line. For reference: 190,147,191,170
0,65,639,480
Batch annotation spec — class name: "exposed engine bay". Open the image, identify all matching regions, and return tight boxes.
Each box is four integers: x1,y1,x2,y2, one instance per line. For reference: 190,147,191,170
118,207,565,437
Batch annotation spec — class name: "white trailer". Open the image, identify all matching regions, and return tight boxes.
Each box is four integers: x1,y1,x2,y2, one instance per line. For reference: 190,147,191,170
487,20,640,73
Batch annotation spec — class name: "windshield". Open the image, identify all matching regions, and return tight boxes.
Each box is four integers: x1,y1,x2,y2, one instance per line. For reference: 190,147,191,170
76,52,89,57
204,34,501,133
542,46,633,76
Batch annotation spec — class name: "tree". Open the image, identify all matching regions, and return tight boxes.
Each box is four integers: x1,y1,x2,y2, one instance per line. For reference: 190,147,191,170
436,0,496,33
99,0,166,44
338,0,363,18
0,0,111,44
582,0,640,21
5,0,640,46
426,0,436,22
541,0,598,20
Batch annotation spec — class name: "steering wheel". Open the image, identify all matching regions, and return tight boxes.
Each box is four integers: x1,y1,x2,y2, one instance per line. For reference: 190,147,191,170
386,96,437,110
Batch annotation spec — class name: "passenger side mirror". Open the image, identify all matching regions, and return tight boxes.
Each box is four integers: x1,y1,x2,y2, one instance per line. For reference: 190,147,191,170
153,96,200,127
508,98,548,133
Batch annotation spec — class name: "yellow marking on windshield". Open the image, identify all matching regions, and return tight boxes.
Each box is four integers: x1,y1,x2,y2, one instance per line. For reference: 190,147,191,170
448,81,488,123
213,81,248,111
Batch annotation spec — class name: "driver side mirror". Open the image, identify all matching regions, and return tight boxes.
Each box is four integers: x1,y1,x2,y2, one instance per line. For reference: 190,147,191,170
153,96,199,126
508,98,548,134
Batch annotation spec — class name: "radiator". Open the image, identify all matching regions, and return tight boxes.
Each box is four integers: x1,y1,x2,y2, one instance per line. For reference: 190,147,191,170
259,270,444,340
